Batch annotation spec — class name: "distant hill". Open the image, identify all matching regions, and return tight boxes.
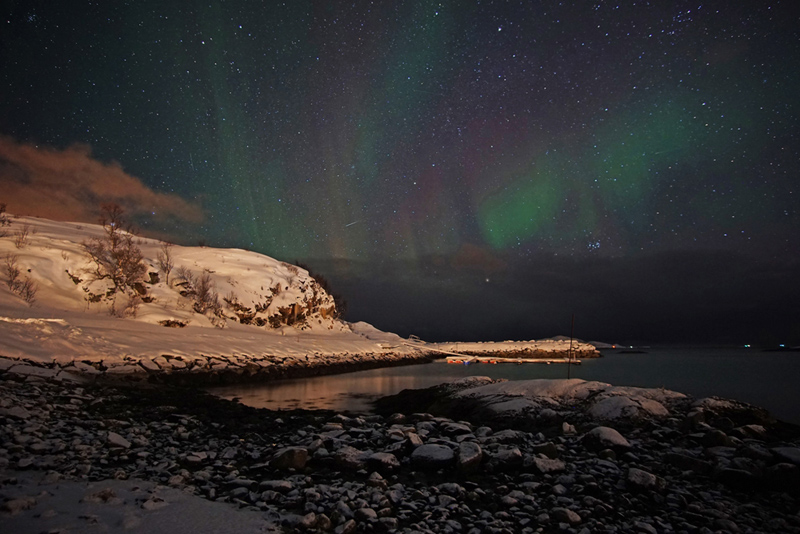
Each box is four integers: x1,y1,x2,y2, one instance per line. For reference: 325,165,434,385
0,213,413,369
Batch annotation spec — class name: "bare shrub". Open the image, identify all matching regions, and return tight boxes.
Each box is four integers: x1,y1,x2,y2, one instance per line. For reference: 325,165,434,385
174,265,194,287
0,203,9,237
159,319,187,328
157,242,174,284
13,224,31,248
4,254,21,289
17,277,37,305
83,204,147,294
4,254,37,305
123,294,141,317
193,271,220,314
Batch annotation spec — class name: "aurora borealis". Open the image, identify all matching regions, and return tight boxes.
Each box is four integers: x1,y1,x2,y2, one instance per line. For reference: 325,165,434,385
2,1,799,344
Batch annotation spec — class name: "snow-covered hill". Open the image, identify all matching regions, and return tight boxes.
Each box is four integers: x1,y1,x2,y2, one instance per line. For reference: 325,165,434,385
0,214,420,374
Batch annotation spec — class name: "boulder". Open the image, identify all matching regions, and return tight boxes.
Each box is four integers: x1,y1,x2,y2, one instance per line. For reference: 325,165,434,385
270,446,308,470
366,452,400,472
582,426,631,451
411,444,455,470
457,441,483,473
107,431,131,449
626,467,666,492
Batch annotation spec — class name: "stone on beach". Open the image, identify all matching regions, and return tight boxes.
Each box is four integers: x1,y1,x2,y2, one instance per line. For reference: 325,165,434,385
411,444,455,469
107,431,131,449
582,426,631,450
270,446,308,470
1,367,799,534
457,441,483,473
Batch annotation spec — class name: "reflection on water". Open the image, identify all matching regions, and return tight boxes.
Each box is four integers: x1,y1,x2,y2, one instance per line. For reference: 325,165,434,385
208,348,800,424
208,359,587,413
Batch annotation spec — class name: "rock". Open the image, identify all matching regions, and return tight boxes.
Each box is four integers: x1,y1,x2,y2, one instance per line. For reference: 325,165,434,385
141,497,169,510
316,514,332,530
406,432,424,448
299,512,317,529
634,521,658,534
457,441,483,473
336,519,357,534
354,507,377,521
260,480,293,492
772,447,800,465
489,446,523,470
107,431,131,449
527,456,566,474
411,444,455,469
82,488,123,505
442,422,472,435
626,467,666,492
664,452,713,475
582,426,631,451
530,441,560,459
552,507,581,525
366,452,400,472
490,429,522,443
270,446,308,470
764,462,800,492
2,406,32,419
702,429,734,448
718,467,760,492
366,471,387,489
2,496,37,514
335,445,367,470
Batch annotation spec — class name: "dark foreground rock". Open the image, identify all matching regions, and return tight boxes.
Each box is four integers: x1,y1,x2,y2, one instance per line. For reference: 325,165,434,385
1,372,800,533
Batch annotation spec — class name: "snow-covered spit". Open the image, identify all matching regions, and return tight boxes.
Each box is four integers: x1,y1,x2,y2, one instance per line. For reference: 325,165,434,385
430,338,599,359
0,215,593,383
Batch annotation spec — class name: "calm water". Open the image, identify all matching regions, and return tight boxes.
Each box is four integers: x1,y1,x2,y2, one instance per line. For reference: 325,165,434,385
209,347,800,424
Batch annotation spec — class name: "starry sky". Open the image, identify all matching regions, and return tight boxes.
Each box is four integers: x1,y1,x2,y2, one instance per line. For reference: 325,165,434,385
2,1,799,345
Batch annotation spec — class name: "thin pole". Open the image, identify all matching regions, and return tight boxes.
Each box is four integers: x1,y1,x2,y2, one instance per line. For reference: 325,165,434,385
567,313,575,379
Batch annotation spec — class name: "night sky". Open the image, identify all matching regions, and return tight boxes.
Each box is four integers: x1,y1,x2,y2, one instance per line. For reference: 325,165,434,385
2,1,799,345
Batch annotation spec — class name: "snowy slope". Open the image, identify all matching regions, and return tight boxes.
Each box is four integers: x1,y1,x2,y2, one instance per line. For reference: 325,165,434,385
0,214,418,370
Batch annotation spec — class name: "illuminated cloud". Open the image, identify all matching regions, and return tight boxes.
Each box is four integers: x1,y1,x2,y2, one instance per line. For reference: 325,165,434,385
0,136,203,225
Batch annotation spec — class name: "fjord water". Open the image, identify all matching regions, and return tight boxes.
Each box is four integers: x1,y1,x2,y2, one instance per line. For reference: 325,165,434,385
209,347,800,424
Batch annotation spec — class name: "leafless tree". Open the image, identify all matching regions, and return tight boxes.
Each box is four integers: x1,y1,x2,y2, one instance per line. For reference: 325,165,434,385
4,254,20,289
193,271,220,314
83,203,147,293
0,203,9,237
157,242,174,284
4,253,37,305
13,223,31,248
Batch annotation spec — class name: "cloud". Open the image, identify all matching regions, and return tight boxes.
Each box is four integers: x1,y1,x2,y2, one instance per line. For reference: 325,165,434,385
0,136,203,225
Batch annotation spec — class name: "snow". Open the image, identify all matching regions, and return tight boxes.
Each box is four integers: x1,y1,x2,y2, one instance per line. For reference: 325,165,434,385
0,215,420,370
0,471,278,534
0,214,606,376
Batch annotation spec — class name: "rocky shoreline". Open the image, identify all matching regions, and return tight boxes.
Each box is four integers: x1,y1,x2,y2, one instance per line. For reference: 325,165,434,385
2,370,800,533
0,352,437,388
